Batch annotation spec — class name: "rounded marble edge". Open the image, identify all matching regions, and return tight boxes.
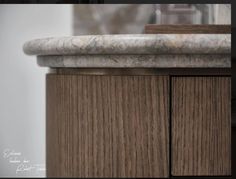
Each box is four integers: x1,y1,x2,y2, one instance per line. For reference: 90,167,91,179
36,54,231,68
23,34,231,56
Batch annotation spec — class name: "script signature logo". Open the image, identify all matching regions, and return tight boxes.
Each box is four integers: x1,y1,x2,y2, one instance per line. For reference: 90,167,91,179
3,148,45,174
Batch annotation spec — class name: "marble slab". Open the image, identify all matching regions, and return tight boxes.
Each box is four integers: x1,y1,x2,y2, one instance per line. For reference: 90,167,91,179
37,54,230,68
23,34,231,68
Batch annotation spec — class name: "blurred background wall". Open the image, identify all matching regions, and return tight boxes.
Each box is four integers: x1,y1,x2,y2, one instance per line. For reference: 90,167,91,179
0,5,72,177
73,4,230,35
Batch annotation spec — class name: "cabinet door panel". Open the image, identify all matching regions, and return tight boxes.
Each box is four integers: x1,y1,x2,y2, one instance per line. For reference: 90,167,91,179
172,77,231,176
46,75,169,178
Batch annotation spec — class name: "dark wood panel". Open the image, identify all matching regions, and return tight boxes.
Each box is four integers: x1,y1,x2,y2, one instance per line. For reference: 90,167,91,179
145,25,231,34
46,74,169,177
171,77,231,176
51,68,231,76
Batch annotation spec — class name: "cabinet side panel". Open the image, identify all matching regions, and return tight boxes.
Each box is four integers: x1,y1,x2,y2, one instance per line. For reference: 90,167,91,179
46,75,169,177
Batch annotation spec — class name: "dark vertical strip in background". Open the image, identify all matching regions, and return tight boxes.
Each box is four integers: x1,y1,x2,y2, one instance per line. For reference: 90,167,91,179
232,1,235,178
77,0,104,3
58,0,104,3
231,0,235,177
104,0,231,3
0,0,105,3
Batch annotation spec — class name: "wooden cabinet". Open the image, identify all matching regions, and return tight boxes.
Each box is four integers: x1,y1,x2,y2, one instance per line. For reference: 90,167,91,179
23,24,231,178
46,73,231,178
171,77,231,176
46,74,169,178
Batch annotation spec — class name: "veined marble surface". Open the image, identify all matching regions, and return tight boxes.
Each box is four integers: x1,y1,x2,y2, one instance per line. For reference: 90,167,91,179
23,34,230,55
23,34,231,68
37,54,230,68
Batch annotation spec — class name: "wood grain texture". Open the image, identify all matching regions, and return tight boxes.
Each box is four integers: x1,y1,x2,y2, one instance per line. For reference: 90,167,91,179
171,77,231,176
46,74,169,178
145,25,231,34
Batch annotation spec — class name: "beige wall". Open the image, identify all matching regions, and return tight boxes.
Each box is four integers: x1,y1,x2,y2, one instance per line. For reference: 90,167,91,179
73,4,156,35
73,4,231,35
214,4,231,24
0,5,72,177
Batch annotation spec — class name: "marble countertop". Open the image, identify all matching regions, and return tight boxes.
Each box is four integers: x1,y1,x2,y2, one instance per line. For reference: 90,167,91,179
23,34,231,68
